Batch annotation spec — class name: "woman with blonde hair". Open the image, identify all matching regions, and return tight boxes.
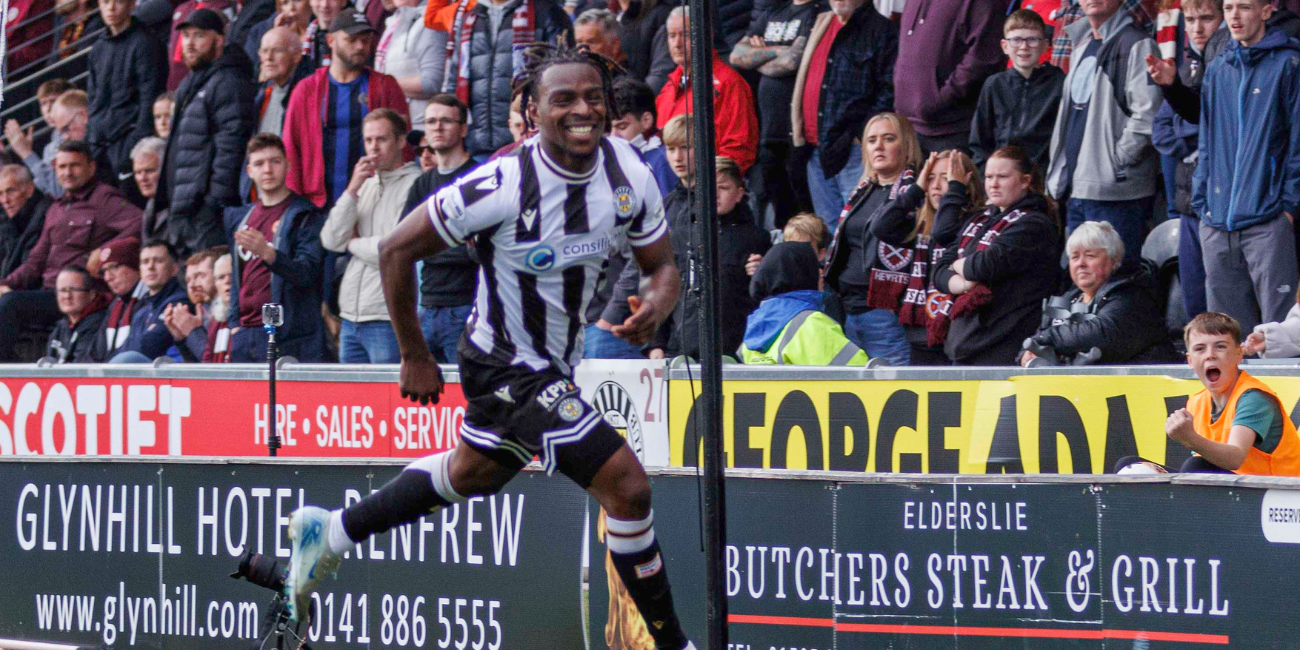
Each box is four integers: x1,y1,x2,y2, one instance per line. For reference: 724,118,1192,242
866,148,985,364
822,112,924,365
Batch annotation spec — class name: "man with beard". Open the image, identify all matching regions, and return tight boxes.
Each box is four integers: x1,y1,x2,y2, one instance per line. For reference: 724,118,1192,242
164,246,224,362
159,8,257,257
203,252,233,362
283,8,408,209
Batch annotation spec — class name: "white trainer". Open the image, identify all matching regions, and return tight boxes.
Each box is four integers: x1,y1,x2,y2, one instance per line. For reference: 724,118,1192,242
284,506,342,622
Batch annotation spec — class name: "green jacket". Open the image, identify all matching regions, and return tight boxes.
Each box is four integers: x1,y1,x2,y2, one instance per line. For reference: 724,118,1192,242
740,311,868,366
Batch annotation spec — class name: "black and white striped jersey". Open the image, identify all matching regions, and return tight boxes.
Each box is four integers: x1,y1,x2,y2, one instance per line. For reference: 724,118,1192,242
426,136,668,375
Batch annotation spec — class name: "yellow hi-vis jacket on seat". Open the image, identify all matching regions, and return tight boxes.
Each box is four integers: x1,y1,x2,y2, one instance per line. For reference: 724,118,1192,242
740,311,868,365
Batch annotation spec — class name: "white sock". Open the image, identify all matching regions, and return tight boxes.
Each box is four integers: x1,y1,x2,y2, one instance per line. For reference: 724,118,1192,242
328,509,354,555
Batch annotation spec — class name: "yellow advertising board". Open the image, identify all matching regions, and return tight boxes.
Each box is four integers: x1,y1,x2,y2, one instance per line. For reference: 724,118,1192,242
667,375,1300,473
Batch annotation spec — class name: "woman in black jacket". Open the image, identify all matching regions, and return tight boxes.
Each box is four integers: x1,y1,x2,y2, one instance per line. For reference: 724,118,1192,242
870,149,984,364
822,112,923,366
1020,221,1179,366
932,146,1061,365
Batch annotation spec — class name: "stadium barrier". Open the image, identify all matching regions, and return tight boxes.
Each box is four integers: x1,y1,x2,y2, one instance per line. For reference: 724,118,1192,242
2,457,1298,649
7,362,1300,474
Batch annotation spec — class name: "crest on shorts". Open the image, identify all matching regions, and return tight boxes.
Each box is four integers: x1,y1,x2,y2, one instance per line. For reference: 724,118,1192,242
613,186,635,218
557,397,583,423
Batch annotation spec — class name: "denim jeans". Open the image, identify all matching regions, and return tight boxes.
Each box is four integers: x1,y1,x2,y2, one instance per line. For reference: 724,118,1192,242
1065,197,1154,269
843,309,910,366
340,319,402,364
807,146,863,234
420,305,473,363
109,350,152,364
583,324,644,359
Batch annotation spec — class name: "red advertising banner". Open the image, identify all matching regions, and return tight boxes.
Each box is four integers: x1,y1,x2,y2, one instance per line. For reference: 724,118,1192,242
0,377,469,458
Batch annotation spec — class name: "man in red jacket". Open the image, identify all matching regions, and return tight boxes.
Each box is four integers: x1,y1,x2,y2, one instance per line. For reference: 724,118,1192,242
654,6,758,172
282,8,409,209
0,140,141,361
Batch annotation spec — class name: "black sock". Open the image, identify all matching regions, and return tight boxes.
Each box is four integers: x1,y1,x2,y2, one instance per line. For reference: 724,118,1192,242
342,453,461,542
606,513,689,650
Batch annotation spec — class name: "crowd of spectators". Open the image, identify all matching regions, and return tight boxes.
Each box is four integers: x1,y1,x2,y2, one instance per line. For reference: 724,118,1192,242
3,0,1300,367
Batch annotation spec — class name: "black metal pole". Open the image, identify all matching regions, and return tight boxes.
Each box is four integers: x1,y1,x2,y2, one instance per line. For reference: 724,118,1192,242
266,324,280,457
686,1,727,648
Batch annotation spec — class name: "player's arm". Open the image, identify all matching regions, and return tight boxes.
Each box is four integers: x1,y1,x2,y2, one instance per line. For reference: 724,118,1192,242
379,203,450,403
611,233,679,345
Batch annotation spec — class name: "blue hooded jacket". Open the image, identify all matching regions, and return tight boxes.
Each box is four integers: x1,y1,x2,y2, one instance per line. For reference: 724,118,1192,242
1194,29,1300,231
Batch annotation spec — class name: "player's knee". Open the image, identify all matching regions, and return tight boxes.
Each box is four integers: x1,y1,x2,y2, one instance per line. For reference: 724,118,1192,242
609,471,653,520
448,456,513,497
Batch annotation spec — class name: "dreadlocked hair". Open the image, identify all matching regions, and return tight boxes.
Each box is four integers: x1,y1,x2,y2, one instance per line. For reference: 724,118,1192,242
516,41,625,132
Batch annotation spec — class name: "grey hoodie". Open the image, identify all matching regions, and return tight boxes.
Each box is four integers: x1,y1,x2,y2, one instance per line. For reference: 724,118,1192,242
1047,11,1161,201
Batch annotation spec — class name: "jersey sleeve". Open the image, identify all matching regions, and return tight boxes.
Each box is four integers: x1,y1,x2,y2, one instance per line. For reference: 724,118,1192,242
426,161,514,246
626,169,668,247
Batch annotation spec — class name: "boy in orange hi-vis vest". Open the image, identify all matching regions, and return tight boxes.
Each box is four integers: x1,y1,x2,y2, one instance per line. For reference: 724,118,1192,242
1119,312,1300,475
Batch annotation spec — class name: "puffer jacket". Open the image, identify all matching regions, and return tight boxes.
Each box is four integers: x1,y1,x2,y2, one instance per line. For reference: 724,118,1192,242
1046,10,1161,202
1028,268,1179,364
320,163,422,322
46,295,110,364
462,0,570,156
1193,30,1300,232
121,276,189,360
86,18,167,172
225,194,328,361
161,44,257,255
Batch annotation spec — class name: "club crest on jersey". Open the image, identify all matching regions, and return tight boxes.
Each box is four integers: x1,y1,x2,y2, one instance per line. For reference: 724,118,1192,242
613,186,635,218
557,397,584,423
525,245,556,272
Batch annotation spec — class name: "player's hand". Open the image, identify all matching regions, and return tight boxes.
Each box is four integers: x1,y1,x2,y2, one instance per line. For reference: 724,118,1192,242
1165,408,1196,446
611,295,659,345
1243,331,1267,356
1146,54,1177,87
400,354,445,405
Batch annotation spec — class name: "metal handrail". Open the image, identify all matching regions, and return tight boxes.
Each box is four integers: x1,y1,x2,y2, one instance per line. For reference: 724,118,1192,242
0,71,86,124
8,23,105,81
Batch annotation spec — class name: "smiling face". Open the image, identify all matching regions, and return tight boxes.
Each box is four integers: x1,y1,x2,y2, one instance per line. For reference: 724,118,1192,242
530,62,608,170
1002,27,1048,70
1187,329,1243,396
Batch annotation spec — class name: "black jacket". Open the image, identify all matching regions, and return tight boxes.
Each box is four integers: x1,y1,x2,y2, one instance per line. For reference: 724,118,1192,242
654,186,772,357
619,1,673,84
0,192,51,280
87,18,167,172
969,65,1065,172
46,306,109,363
161,44,257,256
933,193,1061,364
1029,269,1180,364
402,161,479,309
224,195,328,362
231,0,277,62
716,0,754,54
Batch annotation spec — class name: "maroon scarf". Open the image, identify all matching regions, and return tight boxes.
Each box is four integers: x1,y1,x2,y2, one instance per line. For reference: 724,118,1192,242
926,206,1028,346
449,0,535,105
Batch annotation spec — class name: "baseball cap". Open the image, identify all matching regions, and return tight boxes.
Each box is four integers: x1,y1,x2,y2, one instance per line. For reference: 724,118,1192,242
329,8,375,35
177,7,226,33
99,238,141,274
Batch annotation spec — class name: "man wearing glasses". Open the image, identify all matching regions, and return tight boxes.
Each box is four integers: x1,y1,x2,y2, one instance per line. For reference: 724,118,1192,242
12,90,90,198
402,93,479,363
970,9,1065,172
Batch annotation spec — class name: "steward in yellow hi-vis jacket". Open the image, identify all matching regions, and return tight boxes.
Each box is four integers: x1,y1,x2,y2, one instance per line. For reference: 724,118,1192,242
739,242,867,366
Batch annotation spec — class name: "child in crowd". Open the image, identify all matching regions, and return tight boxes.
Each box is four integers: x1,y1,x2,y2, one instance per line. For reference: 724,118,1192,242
153,92,174,139
649,145,771,360
969,9,1064,172
1119,313,1300,476
610,76,676,195
782,212,830,262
